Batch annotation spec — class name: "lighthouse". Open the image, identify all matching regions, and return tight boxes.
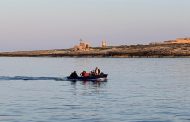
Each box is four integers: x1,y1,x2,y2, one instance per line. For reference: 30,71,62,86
102,40,107,48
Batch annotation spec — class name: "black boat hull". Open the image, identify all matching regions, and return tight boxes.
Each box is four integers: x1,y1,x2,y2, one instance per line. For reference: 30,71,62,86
67,74,108,81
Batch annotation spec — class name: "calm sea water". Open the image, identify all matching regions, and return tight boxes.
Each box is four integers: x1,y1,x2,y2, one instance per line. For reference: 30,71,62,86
0,57,190,122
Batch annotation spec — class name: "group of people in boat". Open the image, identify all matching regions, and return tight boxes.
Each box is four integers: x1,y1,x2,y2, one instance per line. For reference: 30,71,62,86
69,67,101,78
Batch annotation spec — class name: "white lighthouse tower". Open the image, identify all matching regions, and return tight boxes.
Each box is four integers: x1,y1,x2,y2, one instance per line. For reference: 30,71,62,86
102,40,107,48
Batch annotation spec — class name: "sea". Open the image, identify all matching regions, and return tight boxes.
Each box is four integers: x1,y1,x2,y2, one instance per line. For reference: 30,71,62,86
0,57,190,122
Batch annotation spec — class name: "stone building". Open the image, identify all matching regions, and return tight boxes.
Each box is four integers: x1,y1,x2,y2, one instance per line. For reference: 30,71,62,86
73,39,90,51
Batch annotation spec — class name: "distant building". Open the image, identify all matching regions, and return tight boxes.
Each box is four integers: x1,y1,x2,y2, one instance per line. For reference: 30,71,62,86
73,39,90,51
102,40,107,48
164,38,190,44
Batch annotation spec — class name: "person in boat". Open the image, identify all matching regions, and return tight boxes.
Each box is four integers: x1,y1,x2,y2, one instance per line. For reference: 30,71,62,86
80,71,86,77
69,71,78,78
100,72,104,76
90,70,96,76
80,71,90,77
95,67,101,75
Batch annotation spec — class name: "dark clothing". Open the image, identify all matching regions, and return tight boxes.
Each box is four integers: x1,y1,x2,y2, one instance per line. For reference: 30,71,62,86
98,69,100,74
70,72,78,78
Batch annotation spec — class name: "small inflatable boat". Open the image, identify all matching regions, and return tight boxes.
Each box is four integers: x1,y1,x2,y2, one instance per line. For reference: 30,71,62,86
67,74,108,81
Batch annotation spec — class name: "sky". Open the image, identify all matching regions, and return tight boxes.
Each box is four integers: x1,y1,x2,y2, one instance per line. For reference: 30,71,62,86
0,0,190,51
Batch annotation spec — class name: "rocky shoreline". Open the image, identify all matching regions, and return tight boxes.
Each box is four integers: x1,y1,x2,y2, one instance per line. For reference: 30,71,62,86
1,43,190,58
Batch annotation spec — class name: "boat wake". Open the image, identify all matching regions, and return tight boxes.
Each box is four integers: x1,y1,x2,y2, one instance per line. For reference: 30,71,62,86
0,76,67,81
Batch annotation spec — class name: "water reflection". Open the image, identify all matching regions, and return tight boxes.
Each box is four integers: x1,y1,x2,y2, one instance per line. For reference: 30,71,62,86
70,80,107,87
81,80,107,87
68,80,107,96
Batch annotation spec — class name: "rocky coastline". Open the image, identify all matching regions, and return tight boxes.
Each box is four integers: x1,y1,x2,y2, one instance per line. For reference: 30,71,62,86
1,43,190,58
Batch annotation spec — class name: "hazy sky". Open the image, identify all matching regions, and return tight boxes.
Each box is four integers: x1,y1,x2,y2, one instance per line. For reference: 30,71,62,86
0,0,190,51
